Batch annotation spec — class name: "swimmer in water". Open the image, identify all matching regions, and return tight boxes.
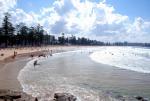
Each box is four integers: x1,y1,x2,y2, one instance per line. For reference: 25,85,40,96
34,60,38,67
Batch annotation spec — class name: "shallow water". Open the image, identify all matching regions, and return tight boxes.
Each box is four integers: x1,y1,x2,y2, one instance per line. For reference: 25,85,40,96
18,47,150,101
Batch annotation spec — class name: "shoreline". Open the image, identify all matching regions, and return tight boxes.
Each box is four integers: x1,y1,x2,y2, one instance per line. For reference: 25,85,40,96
0,46,150,101
0,46,93,100
0,45,97,62
0,56,35,100
0,57,28,91
0,46,72,62
0,46,85,88
15,46,150,101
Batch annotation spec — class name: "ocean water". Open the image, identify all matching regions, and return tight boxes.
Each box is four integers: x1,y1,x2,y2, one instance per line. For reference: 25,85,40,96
18,47,150,101
90,46,150,73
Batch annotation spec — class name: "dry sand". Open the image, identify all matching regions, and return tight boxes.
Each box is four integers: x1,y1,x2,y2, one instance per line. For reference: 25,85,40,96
0,46,83,90
0,46,82,61
0,46,92,101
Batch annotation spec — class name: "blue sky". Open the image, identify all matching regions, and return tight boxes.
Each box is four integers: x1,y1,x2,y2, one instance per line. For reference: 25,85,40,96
17,0,54,13
17,0,150,20
106,0,150,20
0,0,150,42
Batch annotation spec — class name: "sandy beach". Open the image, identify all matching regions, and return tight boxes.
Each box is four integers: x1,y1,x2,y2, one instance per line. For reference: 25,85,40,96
0,46,92,101
14,46,150,101
0,46,82,61
0,58,28,91
1,46,149,101
0,46,84,90
0,46,82,100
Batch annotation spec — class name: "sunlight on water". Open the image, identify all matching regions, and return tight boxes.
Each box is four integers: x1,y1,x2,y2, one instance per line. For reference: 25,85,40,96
90,47,150,73
18,50,102,101
18,47,150,101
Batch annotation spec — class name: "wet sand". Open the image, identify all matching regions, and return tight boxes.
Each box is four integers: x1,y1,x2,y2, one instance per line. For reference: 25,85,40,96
1,46,149,101
0,57,28,91
0,46,80,101
0,56,37,101
18,49,150,100
0,46,95,100
0,46,80,90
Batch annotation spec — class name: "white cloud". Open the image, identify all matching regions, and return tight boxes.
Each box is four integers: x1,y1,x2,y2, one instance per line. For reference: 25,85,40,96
97,1,128,24
0,0,17,25
123,17,150,42
0,0,150,43
0,0,17,11
10,9,40,27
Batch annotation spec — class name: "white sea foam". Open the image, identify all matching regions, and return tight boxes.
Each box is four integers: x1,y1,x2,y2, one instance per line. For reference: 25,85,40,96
18,47,150,101
18,49,102,101
90,47,150,73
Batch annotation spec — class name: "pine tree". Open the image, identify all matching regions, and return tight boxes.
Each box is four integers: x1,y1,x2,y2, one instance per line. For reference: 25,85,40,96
1,13,15,47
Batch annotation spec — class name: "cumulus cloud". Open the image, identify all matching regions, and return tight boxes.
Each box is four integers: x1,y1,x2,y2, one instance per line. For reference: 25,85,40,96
0,0,17,11
0,0,150,42
124,17,150,42
10,9,40,26
0,0,17,24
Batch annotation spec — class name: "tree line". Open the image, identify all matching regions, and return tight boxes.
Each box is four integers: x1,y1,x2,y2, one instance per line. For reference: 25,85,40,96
0,13,150,48
0,13,104,48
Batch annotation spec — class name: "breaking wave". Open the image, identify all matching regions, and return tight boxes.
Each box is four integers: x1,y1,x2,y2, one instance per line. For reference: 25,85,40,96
90,47,150,73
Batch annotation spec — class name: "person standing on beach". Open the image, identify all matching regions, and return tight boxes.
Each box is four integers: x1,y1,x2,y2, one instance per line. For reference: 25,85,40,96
12,51,17,58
